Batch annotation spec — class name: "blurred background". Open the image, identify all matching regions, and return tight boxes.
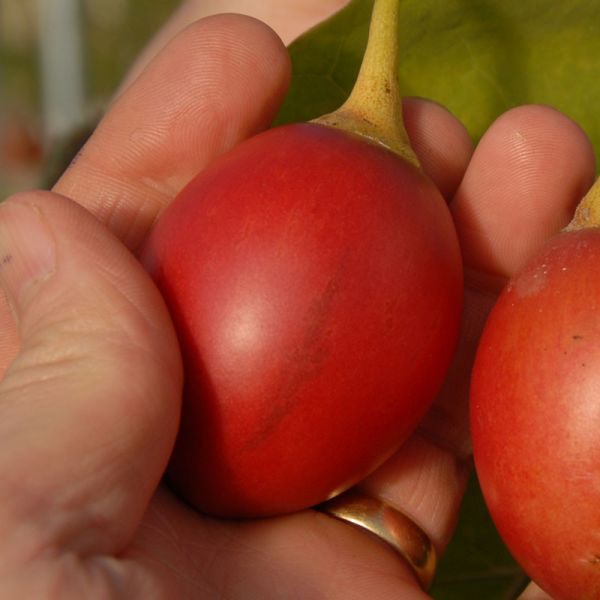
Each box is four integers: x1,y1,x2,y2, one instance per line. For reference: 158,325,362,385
0,0,178,198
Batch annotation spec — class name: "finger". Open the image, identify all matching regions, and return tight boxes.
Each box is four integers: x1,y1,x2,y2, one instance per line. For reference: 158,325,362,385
403,97,473,201
452,104,596,279
119,0,350,91
100,486,430,599
421,104,597,456
53,14,290,251
0,191,181,563
355,435,470,556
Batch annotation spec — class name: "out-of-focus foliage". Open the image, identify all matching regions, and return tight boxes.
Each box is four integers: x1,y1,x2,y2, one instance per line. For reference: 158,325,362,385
0,0,178,196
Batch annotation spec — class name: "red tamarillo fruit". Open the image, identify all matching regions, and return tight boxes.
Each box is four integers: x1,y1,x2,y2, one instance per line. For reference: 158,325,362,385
471,177,600,599
142,0,463,518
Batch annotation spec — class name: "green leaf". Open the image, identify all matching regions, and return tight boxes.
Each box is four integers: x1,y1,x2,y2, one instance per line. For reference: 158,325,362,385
275,0,371,127
276,0,600,159
429,473,529,599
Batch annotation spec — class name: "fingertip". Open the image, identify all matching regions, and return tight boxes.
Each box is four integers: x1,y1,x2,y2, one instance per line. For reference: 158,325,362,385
174,13,292,118
119,12,292,114
471,104,596,200
452,104,596,278
358,435,470,553
403,98,474,200
113,12,292,146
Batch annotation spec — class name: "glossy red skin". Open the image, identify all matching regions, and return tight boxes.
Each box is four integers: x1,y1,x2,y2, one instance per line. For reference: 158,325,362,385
471,228,600,599
143,123,462,518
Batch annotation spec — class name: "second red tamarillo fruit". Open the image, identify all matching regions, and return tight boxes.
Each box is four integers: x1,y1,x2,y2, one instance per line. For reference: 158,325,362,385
470,177,600,599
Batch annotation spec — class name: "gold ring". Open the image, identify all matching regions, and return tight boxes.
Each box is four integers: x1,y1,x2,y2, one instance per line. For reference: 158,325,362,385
316,489,437,590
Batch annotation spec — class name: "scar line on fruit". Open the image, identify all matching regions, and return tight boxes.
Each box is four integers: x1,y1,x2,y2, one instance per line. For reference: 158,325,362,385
243,258,348,451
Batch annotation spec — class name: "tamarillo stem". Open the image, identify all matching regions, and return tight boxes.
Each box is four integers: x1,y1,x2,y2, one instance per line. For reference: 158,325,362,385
312,0,418,167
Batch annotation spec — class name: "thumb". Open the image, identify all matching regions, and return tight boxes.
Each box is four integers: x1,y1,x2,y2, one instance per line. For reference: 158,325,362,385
0,191,182,564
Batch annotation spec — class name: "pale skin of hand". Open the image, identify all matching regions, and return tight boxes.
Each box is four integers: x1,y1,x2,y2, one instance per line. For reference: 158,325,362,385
0,3,594,598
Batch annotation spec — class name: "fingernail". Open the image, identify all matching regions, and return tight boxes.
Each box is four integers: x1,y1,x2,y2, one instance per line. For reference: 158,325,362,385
0,200,56,308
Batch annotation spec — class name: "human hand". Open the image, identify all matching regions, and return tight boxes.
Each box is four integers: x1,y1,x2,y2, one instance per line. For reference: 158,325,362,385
0,8,595,599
